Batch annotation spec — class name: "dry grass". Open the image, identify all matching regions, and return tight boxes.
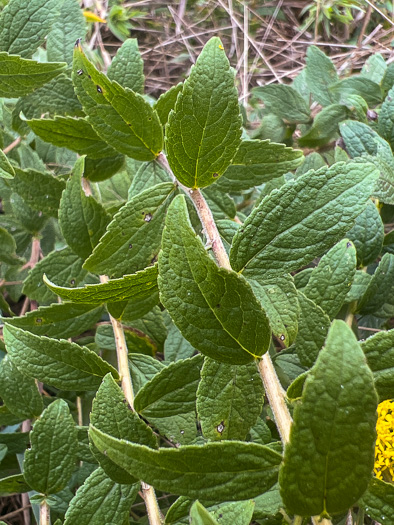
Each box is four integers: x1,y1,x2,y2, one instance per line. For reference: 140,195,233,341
85,0,394,99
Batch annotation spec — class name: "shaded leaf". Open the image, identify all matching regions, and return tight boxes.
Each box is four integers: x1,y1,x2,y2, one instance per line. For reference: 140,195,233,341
196,358,264,441
158,195,271,364
89,425,282,501
24,399,78,495
3,324,119,391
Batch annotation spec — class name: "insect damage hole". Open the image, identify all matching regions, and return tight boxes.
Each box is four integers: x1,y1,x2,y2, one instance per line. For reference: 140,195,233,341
97,85,103,93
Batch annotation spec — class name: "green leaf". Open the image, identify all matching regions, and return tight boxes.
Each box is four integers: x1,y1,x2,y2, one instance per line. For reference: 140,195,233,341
64,467,139,525
190,501,220,525
357,253,394,318
13,74,84,125
107,38,144,93
128,160,171,199
378,86,394,148
84,154,125,183
27,117,118,159
279,320,378,516
0,432,30,454
382,63,394,93
330,77,383,107
72,43,163,161
23,247,88,303
196,358,264,441
129,354,165,395
359,478,394,524
248,274,299,347
0,0,60,58
44,264,158,304
2,303,103,339
295,153,325,177
107,290,159,323
0,227,23,265
0,150,15,179
46,0,86,66
203,186,236,220
0,52,66,98
253,482,283,519
3,324,119,391
360,53,387,84
134,355,203,444
230,162,378,279
303,239,357,318
96,323,156,356
361,329,394,400
253,85,311,123
0,405,24,426
12,168,66,218
340,120,391,158
294,292,331,368
0,474,31,496
128,306,167,351
59,157,110,260
158,195,271,365
298,104,349,148
216,140,304,192
89,425,282,501
305,45,339,107
345,270,371,303
90,374,157,484
154,83,183,126
24,399,78,495
166,37,242,188
346,200,384,267
10,192,48,235
84,182,176,277
164,322,196,362
0,355,43,419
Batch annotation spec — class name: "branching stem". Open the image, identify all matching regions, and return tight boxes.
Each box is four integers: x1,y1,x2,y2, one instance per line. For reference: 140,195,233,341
156,153,334,525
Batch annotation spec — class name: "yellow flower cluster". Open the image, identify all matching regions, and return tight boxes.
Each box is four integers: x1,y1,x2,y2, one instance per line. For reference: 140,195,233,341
375,399,394,481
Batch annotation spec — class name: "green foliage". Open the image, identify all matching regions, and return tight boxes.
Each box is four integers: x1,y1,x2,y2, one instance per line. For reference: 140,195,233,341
1,4,394,523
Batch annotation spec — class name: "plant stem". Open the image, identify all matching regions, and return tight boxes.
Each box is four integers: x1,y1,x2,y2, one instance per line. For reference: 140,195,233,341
39,500,50,525
156,153,333,525
293,516,303,525
3,136,21,154
141,482,164,525
258,356,291,443
99,275,135,410
188,189,232,271
99,274,161,523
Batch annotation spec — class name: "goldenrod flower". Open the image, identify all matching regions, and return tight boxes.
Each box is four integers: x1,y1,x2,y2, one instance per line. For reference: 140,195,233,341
374,399,394,481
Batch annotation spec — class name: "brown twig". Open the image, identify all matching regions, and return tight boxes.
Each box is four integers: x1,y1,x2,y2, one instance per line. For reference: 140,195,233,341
3,136,22,155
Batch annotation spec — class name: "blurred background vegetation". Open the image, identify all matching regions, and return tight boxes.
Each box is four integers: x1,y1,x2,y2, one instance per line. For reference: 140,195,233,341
80,0,394,101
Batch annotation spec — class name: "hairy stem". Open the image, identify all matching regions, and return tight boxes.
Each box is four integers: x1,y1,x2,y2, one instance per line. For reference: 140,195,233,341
99,276,134,410
99,275,161,523
188,189,232,270
39,500,50,525
141,482,164,525
156,153,334,525
156,153,292,438
258,356,291,443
